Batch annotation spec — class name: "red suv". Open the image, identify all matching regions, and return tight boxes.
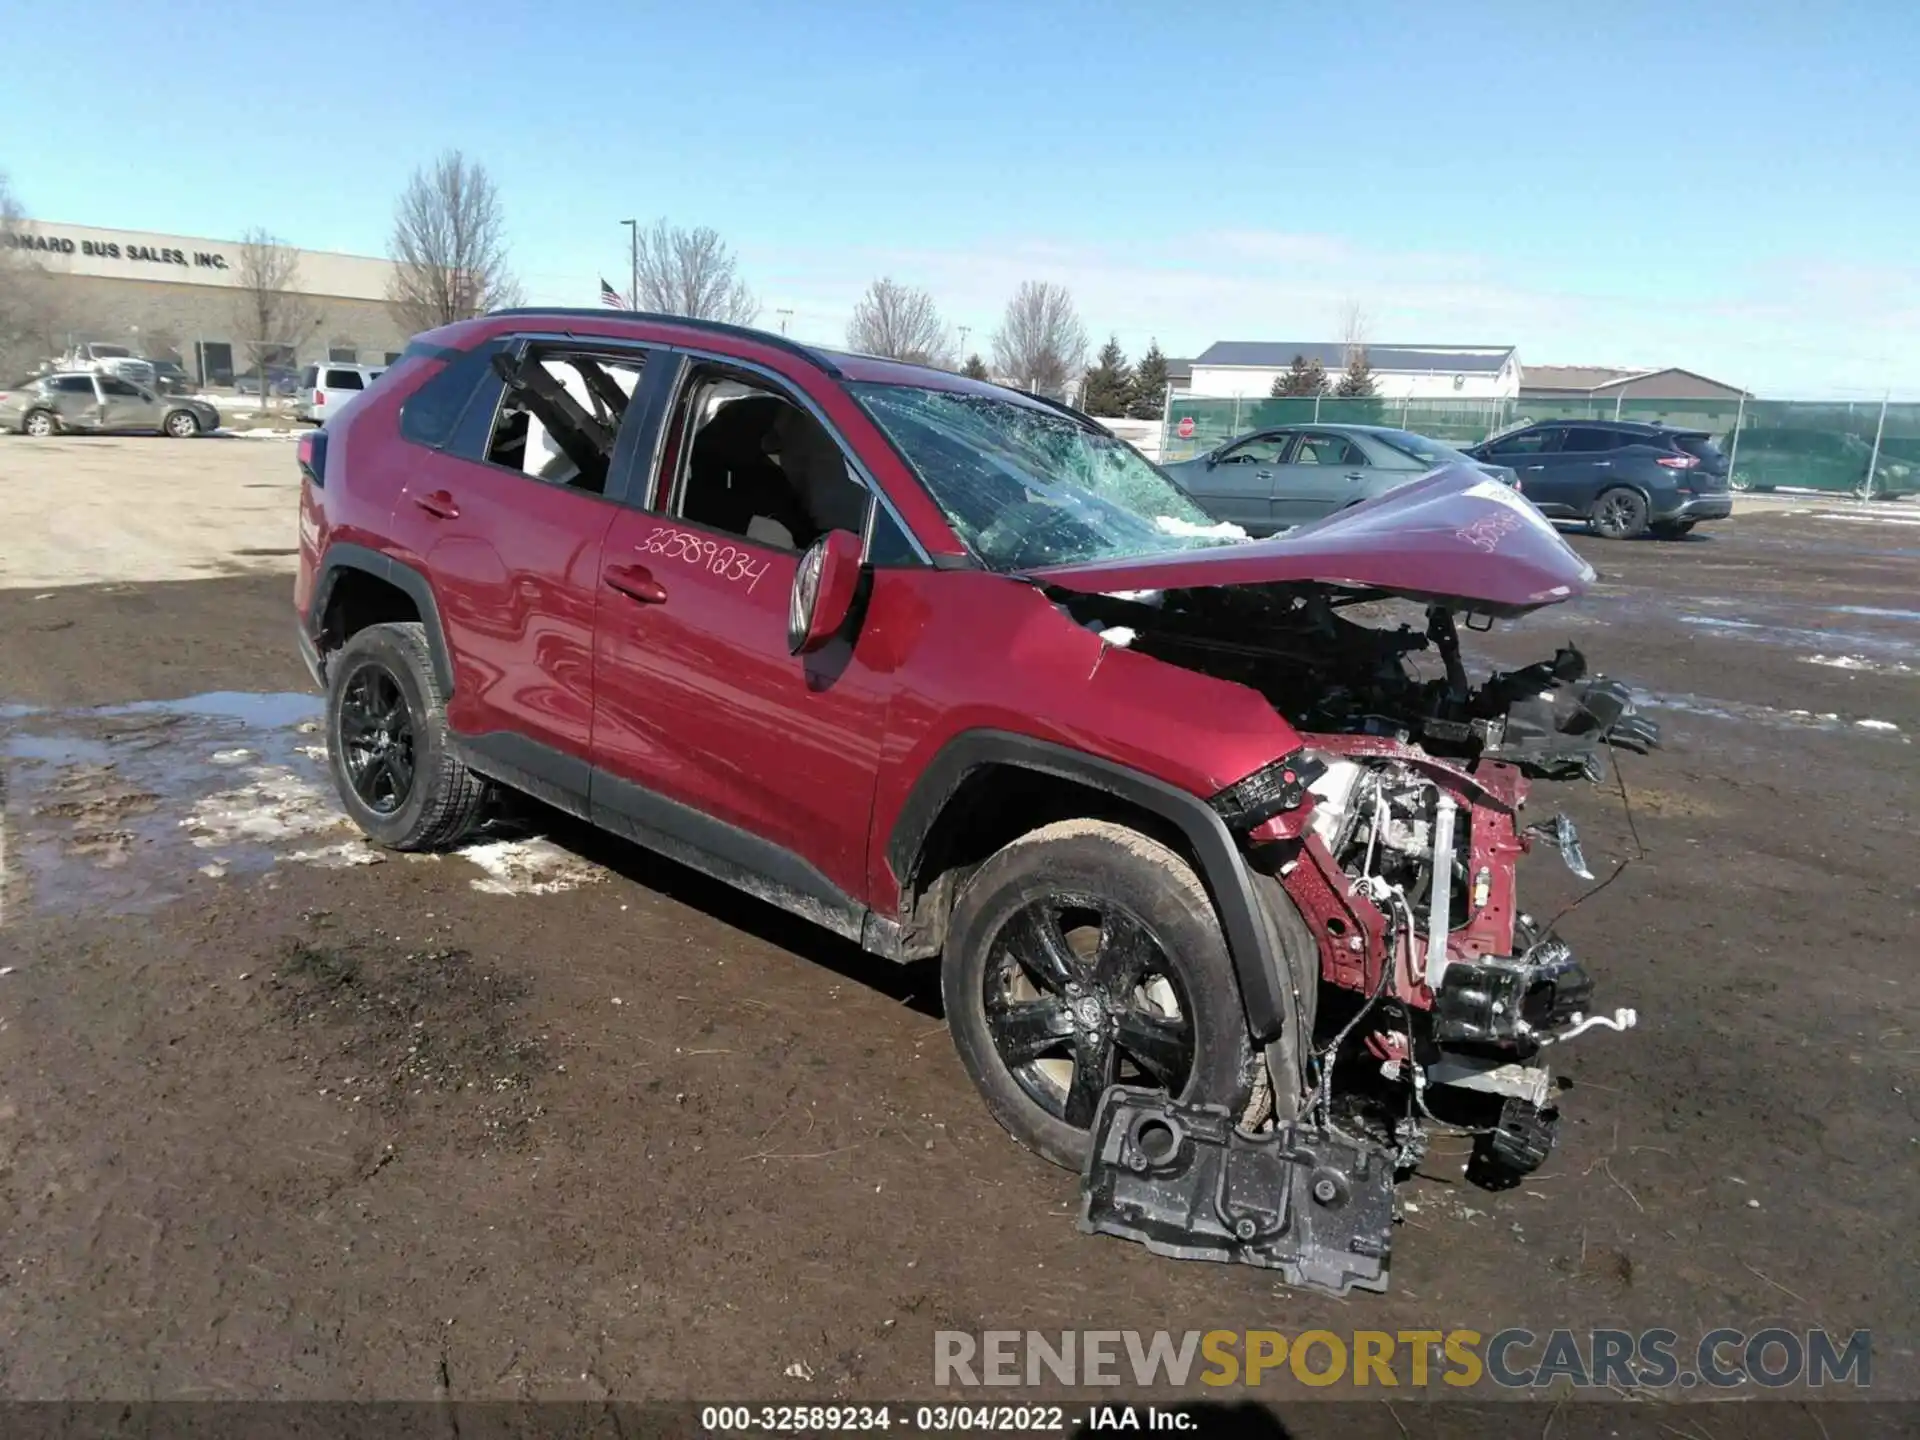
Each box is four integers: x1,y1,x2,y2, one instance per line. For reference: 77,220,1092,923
295,309,1643,1184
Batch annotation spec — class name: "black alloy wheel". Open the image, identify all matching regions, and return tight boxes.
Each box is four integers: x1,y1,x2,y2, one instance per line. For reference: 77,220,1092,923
1590,486,1649,540
983,892,1195,1129
336,662,417,815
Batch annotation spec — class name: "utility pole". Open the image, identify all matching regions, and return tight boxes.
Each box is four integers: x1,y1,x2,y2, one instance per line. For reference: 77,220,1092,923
776,308,794,335
621,219,638,310
957,324,972,356
1865,390,1891,502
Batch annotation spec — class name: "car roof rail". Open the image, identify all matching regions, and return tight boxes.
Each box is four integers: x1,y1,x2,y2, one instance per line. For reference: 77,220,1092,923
484,307,843,379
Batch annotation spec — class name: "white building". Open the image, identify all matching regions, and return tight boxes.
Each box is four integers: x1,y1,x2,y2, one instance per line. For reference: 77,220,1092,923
5,218,409,384
1187,341,1520,400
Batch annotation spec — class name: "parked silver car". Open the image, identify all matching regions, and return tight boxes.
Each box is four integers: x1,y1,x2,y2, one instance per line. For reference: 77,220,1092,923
1162,423,1523,536
0,372,221,438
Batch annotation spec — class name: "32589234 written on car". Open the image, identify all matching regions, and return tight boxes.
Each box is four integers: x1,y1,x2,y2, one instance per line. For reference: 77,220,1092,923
293,310,1658,1293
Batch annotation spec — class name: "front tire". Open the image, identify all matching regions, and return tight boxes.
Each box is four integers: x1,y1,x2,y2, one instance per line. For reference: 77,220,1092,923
942,820,1257,1169
22,409,55,438
1590,486,1649,539
325,621,492,850
163,409,201,438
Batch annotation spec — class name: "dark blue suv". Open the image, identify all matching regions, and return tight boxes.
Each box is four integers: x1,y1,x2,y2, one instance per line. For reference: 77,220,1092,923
1465,420,1732,539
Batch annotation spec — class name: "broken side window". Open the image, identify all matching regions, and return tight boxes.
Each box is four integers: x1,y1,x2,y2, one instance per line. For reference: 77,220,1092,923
484,347,646,496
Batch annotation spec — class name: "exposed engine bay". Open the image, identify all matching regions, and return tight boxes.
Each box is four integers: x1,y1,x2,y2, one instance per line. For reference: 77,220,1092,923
1065,581,1651,1294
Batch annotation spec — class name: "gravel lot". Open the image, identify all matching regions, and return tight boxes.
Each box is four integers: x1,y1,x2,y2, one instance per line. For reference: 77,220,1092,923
0,435,1915,1425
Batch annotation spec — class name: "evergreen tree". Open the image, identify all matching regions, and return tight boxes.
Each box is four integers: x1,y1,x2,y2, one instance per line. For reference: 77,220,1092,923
1081,334,1134,416
960,353,990,381
1271,353,1330,397
1334,351,1378,399
1128,340,1170,419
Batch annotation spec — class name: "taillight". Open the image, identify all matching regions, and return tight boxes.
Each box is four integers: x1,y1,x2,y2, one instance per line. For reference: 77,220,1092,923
1512,477,1523,494
314,390,325,406
297,429,328,487
1656,454,1699,469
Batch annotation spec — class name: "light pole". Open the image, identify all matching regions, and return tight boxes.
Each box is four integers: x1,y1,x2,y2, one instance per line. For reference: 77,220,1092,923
620,219,638,310
957,324,971,359
776,308,793,335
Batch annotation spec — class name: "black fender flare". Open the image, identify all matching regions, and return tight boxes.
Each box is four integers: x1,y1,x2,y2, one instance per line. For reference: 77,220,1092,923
307,542,454,694
887,729,1292,1042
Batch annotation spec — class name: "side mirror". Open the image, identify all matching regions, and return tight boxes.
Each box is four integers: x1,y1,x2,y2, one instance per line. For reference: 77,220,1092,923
787,528,863,656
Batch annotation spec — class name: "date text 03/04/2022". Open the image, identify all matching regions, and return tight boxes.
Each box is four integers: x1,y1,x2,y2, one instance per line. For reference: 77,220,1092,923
699,1404,1194,1432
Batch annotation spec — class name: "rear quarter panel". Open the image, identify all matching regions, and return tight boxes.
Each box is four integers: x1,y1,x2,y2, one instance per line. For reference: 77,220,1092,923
296,355,438,625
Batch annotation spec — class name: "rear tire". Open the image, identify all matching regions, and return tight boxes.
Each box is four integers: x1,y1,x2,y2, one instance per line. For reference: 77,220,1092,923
22,409,54,438
942,820,1257,1170
1590,486,1649,540
325,621,491,851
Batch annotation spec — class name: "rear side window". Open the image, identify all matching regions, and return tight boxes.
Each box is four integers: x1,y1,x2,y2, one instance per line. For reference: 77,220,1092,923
1560,427,1622,453
325,369,365,390
399,345,499,449
53,376,95,393
300,366,318,388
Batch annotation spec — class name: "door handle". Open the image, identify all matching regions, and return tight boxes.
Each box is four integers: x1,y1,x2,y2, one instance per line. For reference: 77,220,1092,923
1595,460,1612,467
411,489,460,520
1525,464,1545,471
605,563,668,605
1344,471,1367,481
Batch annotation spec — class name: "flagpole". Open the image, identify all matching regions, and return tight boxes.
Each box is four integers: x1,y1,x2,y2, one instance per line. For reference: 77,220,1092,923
621,219,638,309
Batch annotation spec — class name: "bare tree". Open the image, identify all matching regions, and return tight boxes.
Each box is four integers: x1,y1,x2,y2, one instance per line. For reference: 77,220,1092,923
387,150,522,335
1339,298,1371,368
846,277,949,365
0,172,59,377
231,230,314,406
990,281,1088,399
632,219,757,324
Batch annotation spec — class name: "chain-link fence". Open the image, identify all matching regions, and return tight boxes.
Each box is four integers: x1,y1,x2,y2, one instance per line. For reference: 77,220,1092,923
1158,394,1920,499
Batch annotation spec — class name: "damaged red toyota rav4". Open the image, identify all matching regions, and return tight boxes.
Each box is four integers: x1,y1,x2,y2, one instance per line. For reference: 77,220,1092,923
294,310,1655,1295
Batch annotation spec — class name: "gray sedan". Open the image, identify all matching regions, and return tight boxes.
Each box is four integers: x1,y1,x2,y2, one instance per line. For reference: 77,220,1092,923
1162,424,1521,535
0,372,220,438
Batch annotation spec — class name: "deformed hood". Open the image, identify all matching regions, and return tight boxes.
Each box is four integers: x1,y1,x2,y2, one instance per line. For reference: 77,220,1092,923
1029,465,1597,615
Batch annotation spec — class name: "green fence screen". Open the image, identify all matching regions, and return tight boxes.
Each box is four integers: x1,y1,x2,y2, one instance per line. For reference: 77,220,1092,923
1158,395,1920,498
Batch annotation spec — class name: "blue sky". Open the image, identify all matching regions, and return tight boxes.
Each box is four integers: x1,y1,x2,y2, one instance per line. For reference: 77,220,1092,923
5,0,1916,395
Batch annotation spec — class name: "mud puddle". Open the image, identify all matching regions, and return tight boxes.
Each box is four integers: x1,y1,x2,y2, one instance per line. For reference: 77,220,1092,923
1,691,605,919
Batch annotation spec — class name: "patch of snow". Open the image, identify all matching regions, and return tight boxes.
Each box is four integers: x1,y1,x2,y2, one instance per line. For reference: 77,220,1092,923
1154,515,1249,540
1097,626,1137,648
1857,718,1900,732
209,747,255,764
1803,653,1913,675
458,837,604,896
180,766,347,849
285,840,388,868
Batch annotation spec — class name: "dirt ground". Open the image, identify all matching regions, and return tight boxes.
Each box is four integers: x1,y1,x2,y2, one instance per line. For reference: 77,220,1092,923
0,437,1915,1427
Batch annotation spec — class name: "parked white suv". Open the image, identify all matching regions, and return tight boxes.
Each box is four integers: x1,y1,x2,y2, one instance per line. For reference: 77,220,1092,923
298,363,385,426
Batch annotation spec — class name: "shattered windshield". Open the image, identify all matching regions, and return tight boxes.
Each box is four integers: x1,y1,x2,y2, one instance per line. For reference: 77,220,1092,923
850,383,1243,571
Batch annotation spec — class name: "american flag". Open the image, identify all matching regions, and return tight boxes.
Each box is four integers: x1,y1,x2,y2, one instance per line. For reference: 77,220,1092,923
599,277,625,308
